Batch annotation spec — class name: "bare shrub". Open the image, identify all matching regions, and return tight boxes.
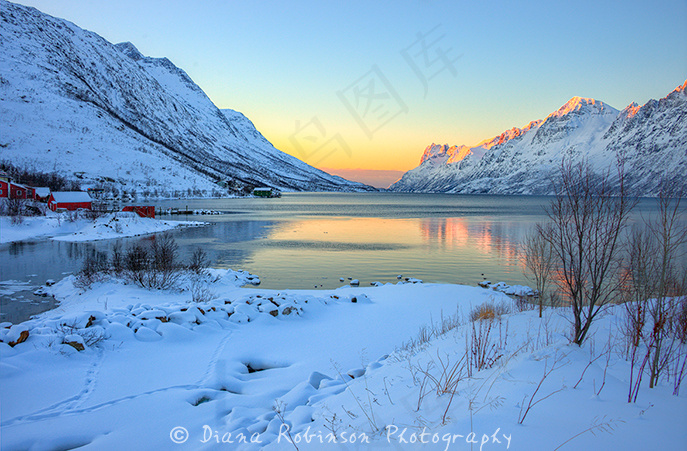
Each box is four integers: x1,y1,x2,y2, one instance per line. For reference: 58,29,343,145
518,352,569,424
189,276,217,303
426,351,467,424
465,302,510,377
110,242,124,274
622,181,687,400
64,210,80,222
2,198,26,224
121,234,181,290
75,250,109,288
150,233,178,271
70,235,209,293
514,295,537,313
675,295,687,344
56,322,106,348
147,233,181,289
469,317,505,375
83,208,105,221
188,247,210,274
124,244,150,287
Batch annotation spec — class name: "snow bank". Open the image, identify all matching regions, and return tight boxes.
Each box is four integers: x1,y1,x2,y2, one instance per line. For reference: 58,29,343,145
0,273,684,450
480,281,536,296
0,212,205,244
0,215,81,243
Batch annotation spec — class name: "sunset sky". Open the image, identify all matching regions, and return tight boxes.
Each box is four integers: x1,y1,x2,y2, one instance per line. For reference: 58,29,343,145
12,0,687,187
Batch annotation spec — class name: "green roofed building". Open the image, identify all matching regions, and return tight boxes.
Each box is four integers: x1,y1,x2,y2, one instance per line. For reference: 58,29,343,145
252,187,281,198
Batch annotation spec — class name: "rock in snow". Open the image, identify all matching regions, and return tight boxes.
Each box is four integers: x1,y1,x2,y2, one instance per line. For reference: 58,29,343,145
0,0,374,194
390,84,687,196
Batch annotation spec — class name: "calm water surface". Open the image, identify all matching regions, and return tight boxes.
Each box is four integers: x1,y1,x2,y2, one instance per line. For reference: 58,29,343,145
0,193,668,323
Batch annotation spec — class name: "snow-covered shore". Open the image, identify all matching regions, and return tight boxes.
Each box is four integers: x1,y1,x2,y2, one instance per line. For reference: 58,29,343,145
1,271,685,450
0,212,205,244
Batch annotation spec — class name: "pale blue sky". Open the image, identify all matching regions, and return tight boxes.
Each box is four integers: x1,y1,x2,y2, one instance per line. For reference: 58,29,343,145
11,0,687,185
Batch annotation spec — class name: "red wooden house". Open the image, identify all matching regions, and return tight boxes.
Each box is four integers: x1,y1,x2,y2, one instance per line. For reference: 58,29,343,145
48,192,92,211
34,187,51,202
9,182,32,199
122,206,155,218
21,185,35,200
0,182,37,200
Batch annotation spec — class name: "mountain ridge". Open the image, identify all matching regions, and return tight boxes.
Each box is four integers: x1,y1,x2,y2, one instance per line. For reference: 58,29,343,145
0,0,372,196
389,81,687,196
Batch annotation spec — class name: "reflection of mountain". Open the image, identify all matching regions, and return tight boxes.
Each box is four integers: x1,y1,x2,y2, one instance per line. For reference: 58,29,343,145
420,217,470,247
170,220,274,268
419,218,524,263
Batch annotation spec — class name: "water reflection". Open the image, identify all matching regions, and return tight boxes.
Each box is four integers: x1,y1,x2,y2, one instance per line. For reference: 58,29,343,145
2,193,565,322
0,219,277,322
420,217,470,247
419,217,526,264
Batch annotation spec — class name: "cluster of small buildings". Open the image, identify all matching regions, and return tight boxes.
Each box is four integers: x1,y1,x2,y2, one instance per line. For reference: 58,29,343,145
0,170,92,212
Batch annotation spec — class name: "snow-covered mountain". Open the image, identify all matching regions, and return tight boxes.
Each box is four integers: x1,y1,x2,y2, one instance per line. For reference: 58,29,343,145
0,0,372,195
390,84,687,196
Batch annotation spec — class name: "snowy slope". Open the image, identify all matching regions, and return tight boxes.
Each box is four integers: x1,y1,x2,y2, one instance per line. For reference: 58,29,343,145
390,84,687,195
1,275,685,449
0,1,372,195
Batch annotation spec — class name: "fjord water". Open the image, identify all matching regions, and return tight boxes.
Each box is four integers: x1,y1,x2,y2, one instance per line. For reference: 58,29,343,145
0,192,668,323
172,192,552,289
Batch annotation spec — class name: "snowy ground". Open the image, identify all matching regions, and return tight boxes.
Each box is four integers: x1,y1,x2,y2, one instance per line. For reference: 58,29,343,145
0,212,205,244
0,270,685,450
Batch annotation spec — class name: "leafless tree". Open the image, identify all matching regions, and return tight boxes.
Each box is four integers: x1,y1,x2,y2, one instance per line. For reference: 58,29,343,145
623,180,687,397
522,227,556,317
539,159,636,345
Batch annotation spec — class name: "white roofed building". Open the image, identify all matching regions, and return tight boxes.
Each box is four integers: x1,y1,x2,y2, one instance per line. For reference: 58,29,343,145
48,191,92,211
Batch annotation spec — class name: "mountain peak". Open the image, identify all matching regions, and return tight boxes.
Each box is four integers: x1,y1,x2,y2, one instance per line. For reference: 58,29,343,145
621,101,641,118
666,79,687,103
547,97,614,119
420,143,471,165
420,143,450,164
115,42,144,61
0,0,372,194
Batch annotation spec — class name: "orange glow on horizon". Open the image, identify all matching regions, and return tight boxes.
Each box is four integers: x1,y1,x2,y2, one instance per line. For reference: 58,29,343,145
319,167,407,188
